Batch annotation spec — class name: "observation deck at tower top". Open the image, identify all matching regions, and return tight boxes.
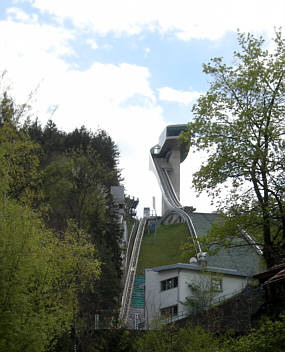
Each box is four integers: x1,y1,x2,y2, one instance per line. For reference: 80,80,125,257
150,124,189,163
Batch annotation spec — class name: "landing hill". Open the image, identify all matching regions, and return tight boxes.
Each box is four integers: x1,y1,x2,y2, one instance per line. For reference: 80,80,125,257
136,223,188,274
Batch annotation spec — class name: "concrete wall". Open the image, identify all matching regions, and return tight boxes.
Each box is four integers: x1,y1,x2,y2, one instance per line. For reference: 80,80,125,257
162,146,181,215
179,270,249,304
145,267,251,327
168,147,181,198
145,268,179,326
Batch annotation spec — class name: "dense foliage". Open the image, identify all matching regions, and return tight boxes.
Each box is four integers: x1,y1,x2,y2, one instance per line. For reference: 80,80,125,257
0,91,123,351
135,324,219,352
0,201,100,352
134,317,285,352
181,272,220,315
181,31,285,267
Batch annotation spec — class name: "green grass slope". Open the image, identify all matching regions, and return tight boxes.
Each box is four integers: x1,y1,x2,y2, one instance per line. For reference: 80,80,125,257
136,223,188,274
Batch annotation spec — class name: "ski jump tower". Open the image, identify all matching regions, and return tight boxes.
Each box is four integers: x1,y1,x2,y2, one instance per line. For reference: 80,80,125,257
150,124,204,258
150,124,189,215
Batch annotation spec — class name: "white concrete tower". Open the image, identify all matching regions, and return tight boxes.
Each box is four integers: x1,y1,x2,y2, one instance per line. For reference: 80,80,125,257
150,125,189,216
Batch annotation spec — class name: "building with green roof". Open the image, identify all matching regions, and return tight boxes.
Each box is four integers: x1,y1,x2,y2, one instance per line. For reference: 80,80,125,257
130,212,264,328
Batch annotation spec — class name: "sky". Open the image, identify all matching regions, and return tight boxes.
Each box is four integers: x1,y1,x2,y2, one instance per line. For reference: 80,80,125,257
0,0,284,217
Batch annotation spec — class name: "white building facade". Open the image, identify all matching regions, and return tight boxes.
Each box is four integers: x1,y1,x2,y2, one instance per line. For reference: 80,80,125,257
144,263,251,327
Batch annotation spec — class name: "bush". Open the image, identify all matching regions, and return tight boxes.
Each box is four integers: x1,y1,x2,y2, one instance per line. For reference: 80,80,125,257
220,316,285,352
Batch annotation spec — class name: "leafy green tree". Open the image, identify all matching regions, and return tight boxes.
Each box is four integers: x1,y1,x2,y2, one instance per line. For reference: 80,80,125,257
65,126,120,176
26,121,121,185
5,91,123,350
42,146,123,307
220,316,285,352
175,325,218,352
181,30,285,267
135,324,175,352
25,119,66,168
0,93,43,206
0,92,103,351
135,315,285,352
182,273,221,314
135,324,218,352
37,124,123,350
76,329,136,352
43,147,110,230
0,198,100,352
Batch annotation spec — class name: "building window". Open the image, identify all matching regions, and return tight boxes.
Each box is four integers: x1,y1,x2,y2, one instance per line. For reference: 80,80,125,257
211,277,223,292
160,305,178,318
161,277,178,291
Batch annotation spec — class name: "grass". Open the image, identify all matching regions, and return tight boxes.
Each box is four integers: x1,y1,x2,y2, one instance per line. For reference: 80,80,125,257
136,223,189,274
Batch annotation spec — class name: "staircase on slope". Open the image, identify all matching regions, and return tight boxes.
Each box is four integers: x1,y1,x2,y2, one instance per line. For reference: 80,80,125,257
128,274,145,329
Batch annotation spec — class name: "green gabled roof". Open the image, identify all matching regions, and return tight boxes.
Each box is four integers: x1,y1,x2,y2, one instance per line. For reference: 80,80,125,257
137,212,265,278
206,244,263,276
190,212,219,235
189,212,265,276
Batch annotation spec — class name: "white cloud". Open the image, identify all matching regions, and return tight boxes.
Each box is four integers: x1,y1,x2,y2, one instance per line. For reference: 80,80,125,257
0,15,165,215
159,87,201,106
0,17,74,104
7,7,38,23
86,38,98,50
144,47,150,57
28,0,285,40
0,18,74,59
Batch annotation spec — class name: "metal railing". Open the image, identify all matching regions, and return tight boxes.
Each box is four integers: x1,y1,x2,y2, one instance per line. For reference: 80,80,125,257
124,221,139,276
119,218,146,325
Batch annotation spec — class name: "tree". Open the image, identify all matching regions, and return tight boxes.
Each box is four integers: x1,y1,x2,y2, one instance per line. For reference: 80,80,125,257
219,316,285,352
27,121,121,184
0,93,43,207
0,198,101,352
42,146,123,312
42,148,109,230
0,92,102,351
135,324,218,352
1,89,124,350
181,272,224,333
65,127,120,176
182,273,221,314
181,30,285,267
37,124,123,350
